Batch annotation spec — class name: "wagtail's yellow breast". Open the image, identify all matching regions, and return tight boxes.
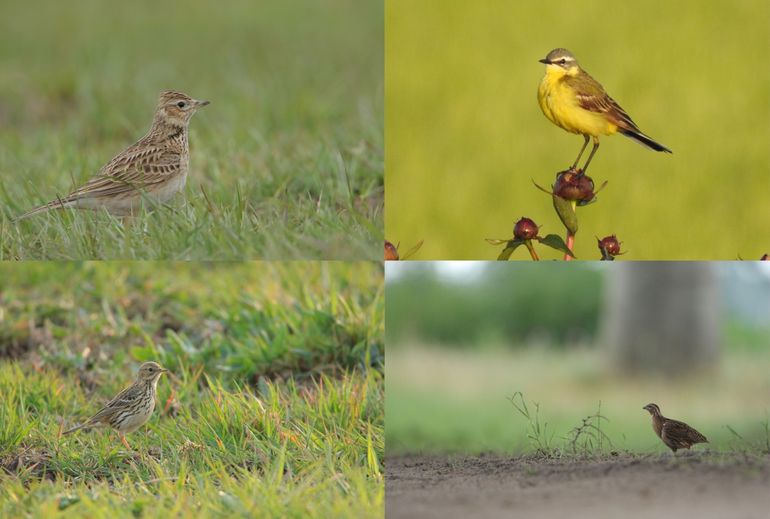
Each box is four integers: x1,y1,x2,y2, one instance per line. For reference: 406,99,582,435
538,67,617,138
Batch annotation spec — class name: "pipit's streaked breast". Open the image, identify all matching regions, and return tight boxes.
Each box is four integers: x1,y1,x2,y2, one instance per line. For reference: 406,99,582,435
537,48,671,173
63,361,168,450
15,91,209,221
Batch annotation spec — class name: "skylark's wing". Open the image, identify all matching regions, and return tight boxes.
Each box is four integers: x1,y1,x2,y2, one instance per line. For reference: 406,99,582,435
13,141,182,221
64,144,181,201
565,71,641,132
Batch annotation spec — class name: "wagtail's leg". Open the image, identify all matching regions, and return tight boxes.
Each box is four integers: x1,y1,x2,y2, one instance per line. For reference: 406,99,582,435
581,138,600,173
571,135,590,170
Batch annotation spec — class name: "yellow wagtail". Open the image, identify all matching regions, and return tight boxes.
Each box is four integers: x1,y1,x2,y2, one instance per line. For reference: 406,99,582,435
538,48,671,172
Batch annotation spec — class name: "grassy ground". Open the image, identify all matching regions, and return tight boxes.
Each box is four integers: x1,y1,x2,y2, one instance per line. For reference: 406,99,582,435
0,262,384,517
0,0,382,260
385,0,769,259
386,345,769,455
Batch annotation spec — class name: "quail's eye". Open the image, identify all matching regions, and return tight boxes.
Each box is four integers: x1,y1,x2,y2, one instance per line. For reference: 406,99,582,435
177,101,186,108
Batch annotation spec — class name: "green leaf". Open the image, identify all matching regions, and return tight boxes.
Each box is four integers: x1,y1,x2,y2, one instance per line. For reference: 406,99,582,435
553,196,578,234
537,234,575,258
497,239,524,260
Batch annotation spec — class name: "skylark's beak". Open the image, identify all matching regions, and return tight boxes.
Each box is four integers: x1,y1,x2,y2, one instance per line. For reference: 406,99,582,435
538,58,550,64
196,99,210,107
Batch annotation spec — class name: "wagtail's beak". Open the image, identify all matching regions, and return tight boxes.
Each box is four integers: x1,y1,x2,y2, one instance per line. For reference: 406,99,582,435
539,58,550,64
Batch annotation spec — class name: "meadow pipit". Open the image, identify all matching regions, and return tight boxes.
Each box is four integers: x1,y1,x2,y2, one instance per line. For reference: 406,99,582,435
63,361,168,449
15,91,209,220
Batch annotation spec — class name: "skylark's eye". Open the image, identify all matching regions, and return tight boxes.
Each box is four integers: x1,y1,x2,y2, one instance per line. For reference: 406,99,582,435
177,101,187,108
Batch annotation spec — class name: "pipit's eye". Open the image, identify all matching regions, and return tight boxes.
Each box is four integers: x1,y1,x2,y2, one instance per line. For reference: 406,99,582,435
177,101,187,108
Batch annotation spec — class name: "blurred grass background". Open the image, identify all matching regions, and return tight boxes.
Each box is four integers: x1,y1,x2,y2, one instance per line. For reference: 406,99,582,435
0,0,382,259
385,262,770,454
385,0,770,259
0,262,383,517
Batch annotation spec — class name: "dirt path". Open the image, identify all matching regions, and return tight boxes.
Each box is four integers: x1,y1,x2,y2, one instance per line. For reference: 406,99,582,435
387,453,770,519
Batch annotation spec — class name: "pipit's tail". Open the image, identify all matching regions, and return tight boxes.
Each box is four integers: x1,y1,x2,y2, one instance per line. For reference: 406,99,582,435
62,423,89,435
619,129,672,153
13,199,76,223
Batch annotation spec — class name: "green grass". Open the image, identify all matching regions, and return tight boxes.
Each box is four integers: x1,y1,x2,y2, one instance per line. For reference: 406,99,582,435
386,345,770,455
385,0,770,259
0,262,384,517
0,0,382,260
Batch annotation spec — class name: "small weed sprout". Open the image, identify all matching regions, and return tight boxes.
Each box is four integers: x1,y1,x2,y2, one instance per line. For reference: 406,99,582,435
508,392,555,454
565,400,614,456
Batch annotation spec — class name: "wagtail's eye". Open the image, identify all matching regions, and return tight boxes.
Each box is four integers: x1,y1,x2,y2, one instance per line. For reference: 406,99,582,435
177,101,187,108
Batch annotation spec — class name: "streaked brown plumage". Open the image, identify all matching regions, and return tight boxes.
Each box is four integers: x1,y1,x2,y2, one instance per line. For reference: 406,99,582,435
15,91,209,220
63,362,168,449
643,403,708,452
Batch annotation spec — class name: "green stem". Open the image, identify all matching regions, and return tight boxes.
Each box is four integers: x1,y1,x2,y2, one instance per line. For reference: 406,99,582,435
564,200,577,261
564,232,575,261
525,240,540,261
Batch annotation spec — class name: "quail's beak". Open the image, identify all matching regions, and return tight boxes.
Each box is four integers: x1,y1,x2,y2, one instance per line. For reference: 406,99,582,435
539,58,551,64
196,99,210,108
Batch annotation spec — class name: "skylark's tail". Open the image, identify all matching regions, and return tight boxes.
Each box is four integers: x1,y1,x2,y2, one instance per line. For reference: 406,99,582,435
12,199,76,223
619,129,672,153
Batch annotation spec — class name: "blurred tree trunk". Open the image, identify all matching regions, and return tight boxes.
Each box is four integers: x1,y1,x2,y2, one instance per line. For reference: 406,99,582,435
601,263,720,376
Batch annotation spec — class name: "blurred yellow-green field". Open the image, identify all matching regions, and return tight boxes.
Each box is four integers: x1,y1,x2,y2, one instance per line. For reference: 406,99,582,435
385,0,770,259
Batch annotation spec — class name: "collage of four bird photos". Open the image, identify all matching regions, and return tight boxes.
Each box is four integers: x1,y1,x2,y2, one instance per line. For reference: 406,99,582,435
0,1,767,518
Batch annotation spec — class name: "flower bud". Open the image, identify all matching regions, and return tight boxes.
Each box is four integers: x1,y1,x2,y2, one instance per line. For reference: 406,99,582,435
553,169,595,202
384,241,399,261
513,217,539,240
598,235,621,259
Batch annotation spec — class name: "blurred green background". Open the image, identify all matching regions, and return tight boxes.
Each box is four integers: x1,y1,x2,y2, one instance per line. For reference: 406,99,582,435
0,0,382,259
385,262,770,454
385,0,770,259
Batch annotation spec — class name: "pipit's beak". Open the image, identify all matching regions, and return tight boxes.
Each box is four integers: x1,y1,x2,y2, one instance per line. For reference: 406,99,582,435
538,58,550,64
196,100,210,107
160,368,169,373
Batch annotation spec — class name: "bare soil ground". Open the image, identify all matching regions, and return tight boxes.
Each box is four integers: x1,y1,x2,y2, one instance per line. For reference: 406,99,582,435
386,452,770,519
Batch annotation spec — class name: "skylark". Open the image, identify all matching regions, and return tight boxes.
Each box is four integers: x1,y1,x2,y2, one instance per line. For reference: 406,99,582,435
15,91,209,221
63,361,168,450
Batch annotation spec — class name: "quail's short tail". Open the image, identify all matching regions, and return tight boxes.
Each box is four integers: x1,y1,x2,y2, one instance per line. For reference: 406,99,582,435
619,129,672,153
